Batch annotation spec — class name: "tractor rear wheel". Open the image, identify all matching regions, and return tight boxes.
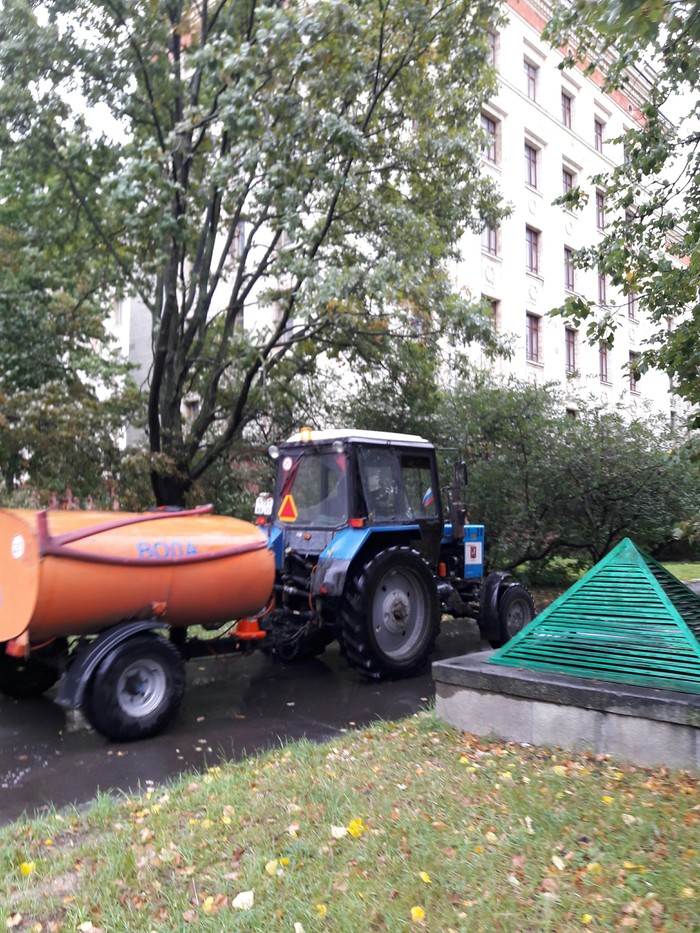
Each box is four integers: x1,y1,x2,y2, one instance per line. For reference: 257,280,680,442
340,547,440,680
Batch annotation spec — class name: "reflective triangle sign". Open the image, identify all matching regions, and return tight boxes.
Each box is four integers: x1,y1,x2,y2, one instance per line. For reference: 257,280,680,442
278,494,298,523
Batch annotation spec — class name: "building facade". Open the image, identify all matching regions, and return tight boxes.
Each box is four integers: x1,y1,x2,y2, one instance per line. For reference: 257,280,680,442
457,0,676,420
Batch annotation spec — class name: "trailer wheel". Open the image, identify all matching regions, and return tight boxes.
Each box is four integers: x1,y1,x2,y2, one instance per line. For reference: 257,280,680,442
489,584,536,649
84,635,185,741
0,640,67,698
340,547,440,680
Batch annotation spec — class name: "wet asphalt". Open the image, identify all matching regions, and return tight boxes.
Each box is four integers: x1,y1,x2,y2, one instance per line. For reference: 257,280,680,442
0,618,483,826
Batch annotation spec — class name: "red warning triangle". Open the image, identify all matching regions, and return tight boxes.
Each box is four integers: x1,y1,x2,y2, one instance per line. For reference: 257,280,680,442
278,494,298,523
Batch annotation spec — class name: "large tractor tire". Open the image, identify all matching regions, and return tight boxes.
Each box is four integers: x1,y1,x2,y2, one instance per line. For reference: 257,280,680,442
0,639,67,699
84,634,185,741
340,547,440,680
488,584,536,649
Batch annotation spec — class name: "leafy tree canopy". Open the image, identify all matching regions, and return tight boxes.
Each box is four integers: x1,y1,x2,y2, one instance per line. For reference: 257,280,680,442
544,1,700,416
0,0,506,505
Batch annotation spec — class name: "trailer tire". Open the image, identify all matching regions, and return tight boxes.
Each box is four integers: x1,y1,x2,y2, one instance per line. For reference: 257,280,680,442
489,584,536,649
84,635,185,741
0,640,66,698
340,547,440,680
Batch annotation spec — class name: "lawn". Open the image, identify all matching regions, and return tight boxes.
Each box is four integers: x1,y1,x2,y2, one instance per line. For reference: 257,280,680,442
2,713,698,932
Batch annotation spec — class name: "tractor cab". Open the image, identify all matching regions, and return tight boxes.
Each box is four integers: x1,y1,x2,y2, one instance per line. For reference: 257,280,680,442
261,429,444,561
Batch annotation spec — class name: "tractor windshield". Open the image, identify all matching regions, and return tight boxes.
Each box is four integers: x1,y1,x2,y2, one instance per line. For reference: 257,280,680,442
277,450,348,527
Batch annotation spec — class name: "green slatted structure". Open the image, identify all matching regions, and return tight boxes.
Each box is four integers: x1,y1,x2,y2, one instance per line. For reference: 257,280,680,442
490,538,700,695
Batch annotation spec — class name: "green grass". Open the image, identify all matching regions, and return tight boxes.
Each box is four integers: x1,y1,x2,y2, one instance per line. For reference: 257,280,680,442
662,562,700,582
2,713,698,932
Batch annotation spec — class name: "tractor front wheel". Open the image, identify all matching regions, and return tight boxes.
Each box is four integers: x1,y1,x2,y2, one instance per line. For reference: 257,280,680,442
340,547,440,680
489,584,536,649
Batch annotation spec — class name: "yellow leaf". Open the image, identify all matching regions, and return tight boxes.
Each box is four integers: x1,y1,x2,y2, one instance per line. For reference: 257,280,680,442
419,871,432,884
20,861,36,876
315,904,328,918
410,906,425,922
347,818,365,838
202,896,214,913
601,796,614,804
473,845,484,854
581,914,593,924
552,765,567,776
265,860,279,876
279,857,290,866
681,887,695,898
586,862,602,874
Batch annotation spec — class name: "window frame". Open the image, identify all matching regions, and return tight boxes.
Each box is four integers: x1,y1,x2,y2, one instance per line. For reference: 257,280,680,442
599,342,610,384
526,312,541,363
629,351,641,394
564,247,575,291
598,272,607,305
628,291,638,321
481,113,498,164
562,167,574,195
524,60,538,100
561,91,573,129
596,190,606,230
481,224,498,256
525,226,540,275
565,327,577,374
594,118,604,152
525,142,538,189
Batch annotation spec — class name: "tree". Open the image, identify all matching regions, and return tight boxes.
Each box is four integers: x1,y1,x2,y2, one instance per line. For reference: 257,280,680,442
0,0,505,505
543,1,700,410
435,375,700,569
0,166,137,501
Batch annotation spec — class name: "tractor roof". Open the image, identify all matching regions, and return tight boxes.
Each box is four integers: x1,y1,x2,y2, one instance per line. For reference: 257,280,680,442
284,428,433,449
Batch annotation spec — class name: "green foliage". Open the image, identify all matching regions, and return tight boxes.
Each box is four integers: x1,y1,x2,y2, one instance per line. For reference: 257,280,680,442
544,2,700,414
0,0,506,505
434,374,700,569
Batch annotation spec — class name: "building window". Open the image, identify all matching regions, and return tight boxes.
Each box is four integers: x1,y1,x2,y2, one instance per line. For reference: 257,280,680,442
596,190,605,230
481,225,498,256
594,118,604,152
525,143,538,188
629,351,641,394
598,272,607,304
565,327,577,374
483,296,499,332
232,221,246,258
526,313,540,362
628,291,638,320
599,343,610,383
561,91,573,128
524,60,538,100
564,247,575,291
487,31,497,66
562,167,574,194
526,226,539,274
481,113,498,163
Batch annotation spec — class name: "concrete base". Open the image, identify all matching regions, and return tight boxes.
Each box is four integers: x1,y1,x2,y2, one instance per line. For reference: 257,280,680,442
433,651,700,770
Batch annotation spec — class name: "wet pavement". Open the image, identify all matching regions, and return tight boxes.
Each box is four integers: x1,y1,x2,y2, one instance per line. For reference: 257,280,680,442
0,618,483,826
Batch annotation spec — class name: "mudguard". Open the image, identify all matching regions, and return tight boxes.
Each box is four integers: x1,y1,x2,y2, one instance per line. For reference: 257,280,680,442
311,526,373,597
55,621,171,710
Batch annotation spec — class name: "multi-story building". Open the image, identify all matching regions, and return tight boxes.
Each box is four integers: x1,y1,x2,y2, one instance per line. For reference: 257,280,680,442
458,0,677,420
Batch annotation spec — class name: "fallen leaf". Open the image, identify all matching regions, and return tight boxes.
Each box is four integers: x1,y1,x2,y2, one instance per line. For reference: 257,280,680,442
552,855,566,871
5,916,22,930
330,825,348,840
21,861,36,876
410,906,425,922
232,890,254,910
419,871,432,884
315,904,328,918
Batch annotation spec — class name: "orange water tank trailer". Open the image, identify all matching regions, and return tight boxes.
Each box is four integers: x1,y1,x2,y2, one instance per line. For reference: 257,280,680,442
0,505,275,644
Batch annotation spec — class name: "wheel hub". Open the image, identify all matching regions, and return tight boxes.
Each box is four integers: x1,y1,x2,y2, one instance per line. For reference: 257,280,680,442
382,589,410,634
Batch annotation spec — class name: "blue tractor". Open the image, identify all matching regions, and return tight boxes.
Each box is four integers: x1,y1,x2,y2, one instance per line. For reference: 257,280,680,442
255,428,536,679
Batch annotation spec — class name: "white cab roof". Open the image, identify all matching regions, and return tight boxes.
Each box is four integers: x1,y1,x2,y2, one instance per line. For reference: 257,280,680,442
285,428,432,446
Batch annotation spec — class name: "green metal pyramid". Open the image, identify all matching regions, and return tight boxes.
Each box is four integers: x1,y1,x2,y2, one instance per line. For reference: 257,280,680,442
490,538,700,695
